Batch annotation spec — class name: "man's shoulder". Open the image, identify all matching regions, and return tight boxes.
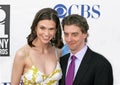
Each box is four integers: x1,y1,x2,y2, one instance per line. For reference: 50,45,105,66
89,50,112,67
60,53,70,60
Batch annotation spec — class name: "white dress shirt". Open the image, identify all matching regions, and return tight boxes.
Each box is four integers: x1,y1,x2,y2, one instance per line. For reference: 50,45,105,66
66,45,88,79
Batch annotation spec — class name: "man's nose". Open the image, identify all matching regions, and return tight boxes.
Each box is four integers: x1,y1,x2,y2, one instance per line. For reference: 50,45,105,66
67,35,72,42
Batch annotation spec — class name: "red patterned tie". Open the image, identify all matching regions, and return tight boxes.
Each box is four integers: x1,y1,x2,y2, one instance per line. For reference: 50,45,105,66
66,55,76,85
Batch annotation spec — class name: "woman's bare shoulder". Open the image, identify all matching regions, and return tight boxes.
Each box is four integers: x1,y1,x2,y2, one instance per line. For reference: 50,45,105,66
55,48,62,59
15,44,30,60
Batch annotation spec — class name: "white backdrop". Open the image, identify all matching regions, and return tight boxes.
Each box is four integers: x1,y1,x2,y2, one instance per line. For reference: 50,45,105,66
0,0,120,85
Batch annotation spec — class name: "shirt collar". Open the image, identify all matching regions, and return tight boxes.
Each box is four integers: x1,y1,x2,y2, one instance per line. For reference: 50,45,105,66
70,45,88,60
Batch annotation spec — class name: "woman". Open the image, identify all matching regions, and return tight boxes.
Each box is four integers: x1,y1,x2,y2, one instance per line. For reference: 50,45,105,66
11,8,64,85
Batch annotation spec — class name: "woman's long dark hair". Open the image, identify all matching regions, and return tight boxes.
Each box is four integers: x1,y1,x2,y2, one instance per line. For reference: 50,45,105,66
27,8,64,48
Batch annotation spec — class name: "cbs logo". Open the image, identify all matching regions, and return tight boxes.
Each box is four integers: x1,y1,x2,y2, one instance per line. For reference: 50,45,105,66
54,4,100,19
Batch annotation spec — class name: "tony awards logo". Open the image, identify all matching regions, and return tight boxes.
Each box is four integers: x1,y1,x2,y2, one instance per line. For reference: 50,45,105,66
0,5,10,56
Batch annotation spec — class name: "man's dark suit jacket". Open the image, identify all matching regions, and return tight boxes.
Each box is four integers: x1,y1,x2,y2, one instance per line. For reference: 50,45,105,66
59,47,113,85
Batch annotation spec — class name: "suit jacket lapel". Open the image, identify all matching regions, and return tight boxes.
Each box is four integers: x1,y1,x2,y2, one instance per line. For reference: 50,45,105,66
60,53,70,85
73,48,92,85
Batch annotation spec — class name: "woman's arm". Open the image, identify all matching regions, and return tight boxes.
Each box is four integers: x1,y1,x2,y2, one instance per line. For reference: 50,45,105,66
11,49,25,85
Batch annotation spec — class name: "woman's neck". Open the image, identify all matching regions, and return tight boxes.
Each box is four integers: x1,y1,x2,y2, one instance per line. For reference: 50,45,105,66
32,39,52,54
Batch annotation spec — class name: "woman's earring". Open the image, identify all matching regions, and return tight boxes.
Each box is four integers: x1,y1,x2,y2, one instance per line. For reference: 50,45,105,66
51,36,55,46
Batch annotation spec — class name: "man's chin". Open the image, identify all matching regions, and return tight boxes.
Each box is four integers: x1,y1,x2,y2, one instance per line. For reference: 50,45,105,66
70,47,76,51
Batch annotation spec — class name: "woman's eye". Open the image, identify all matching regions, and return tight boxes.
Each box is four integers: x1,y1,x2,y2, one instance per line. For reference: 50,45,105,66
40,26,45,30
49,28,55,30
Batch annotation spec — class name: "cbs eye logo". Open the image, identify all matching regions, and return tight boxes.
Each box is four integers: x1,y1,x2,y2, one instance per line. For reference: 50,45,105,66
0,5,10,56
54,4,100,19
54,4,67,18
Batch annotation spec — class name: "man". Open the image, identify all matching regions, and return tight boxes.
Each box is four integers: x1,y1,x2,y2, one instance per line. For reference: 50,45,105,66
59,14,113,85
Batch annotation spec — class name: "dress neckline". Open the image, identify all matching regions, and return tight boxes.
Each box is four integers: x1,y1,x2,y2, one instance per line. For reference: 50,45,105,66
23,62,59,77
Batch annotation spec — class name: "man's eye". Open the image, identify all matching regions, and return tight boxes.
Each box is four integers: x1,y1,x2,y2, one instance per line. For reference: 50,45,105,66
64,33,68,37
73,33,78,36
